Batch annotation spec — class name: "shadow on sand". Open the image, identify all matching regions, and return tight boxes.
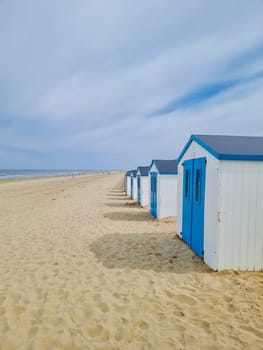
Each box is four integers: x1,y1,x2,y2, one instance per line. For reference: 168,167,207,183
108,190,126,195
90,232,210,274
107,196,130,200
105,202,139,209
109,189,125,193
103,211,153,222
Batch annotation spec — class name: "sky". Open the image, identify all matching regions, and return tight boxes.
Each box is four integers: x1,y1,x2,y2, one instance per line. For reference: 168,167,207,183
0,0,263,170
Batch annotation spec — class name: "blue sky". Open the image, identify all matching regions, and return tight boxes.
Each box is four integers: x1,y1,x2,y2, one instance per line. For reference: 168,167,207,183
0,0,263,170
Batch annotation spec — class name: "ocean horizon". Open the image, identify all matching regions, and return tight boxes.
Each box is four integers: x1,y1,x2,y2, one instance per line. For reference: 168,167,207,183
0,169,106,180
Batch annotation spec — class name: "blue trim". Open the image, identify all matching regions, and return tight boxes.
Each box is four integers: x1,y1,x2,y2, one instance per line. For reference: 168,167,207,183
137,172,149,177
177,135,263,163
182,157,206,258
159,171,178,175
149,159,155,171
176,136,195,164
150,172,157,218
137,176,141,204
149,171,177,175
148,160,157,175
218,154,263,161
193,135,220,159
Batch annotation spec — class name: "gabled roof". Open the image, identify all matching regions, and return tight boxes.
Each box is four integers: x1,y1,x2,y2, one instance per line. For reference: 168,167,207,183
177,134,263,163
137,166,150,176
125,170,132,176
131,170,137,177
149,159,177,174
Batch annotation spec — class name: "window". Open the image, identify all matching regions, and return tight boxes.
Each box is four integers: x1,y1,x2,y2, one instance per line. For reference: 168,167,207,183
195,169,201,202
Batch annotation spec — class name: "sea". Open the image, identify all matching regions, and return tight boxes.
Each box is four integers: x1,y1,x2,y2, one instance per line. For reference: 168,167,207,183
0,169,94,180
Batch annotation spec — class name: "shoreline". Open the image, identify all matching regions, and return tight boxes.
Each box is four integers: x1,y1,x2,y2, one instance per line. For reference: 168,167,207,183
0,171,120,184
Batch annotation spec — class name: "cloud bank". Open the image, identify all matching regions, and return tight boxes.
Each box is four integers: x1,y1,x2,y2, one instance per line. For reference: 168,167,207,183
0,0,263,169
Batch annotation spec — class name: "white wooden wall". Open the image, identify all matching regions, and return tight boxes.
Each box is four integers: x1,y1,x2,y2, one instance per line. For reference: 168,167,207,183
140,176,149,206
177,141,220,270
126,176,131,196
132,177,138,201
149,163,177,219
158,175,177,219
217,161,263,271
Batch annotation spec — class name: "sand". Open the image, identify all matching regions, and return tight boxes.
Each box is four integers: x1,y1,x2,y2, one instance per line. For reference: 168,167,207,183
0,172,262,350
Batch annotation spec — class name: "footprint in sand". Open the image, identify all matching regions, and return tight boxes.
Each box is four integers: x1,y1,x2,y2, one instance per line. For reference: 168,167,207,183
175,294,198,305
164,290,174,298
86,324,109,341
112,292,120,299
29,326,39,337
240,325,263,339
92,293,101,302
13,305,26,315
97,302,109,313
112,303,127,313
137,320,149,330
114,326,127,341
0,306,6,316
191,318,211,330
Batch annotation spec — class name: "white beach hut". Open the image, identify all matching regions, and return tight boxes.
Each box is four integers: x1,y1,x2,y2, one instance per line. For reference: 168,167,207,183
131,170,138,201
125,170,132,196
148,160,177,219
176,134,263,271
136,166,150,206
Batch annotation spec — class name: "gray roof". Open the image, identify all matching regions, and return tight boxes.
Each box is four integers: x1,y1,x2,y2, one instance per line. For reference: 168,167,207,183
151,159,177,174
177,134,263,162
131,170,137,177
137,166,150,176
125,170,132,176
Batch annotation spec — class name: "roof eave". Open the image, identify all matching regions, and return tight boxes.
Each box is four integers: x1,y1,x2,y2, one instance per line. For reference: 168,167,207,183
176,135,220,163
159,171,178,175
219,154,263,161
177,135,263,162
149,159,158,172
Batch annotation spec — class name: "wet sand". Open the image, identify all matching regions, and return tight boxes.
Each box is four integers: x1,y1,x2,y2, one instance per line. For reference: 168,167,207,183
0,172,262,349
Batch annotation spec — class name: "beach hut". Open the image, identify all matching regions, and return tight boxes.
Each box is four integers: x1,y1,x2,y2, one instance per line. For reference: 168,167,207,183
176,134,263,271
125,170,132,196
136,166,150,206
131,170,137,200
148,160,178,219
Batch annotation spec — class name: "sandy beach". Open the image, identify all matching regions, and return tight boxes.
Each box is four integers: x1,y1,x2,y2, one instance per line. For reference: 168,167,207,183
0,172,262,350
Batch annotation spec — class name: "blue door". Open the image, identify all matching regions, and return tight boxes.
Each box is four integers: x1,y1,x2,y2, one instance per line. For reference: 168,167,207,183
182,158,206,258
182,160,194,247
131,177,133,198
137,176,141,204
150,172,157,217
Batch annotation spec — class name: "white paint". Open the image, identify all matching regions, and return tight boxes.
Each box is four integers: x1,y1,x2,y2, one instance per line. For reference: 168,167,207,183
138,176,149,206
177,139,263,271
217,161,263,271
158,175,177,219
132,176,137,200
148,162,177,220
126,175,131,196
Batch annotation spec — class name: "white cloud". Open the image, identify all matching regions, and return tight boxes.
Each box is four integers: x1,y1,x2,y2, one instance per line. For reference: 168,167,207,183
0,0,263,168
